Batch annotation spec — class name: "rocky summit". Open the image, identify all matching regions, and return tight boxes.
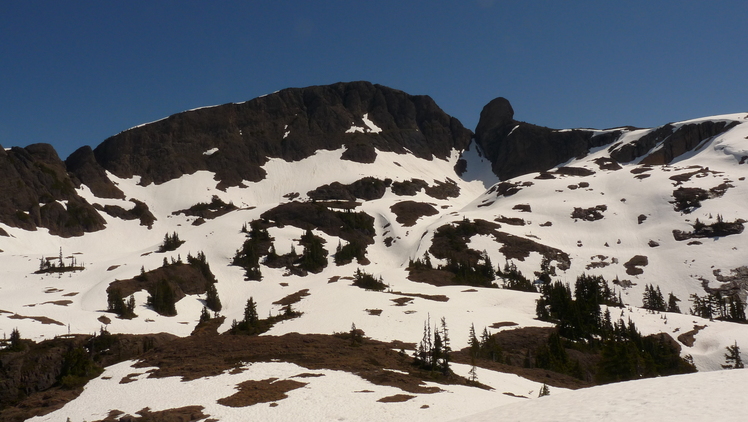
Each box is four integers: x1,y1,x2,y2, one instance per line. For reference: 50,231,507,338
2,81,748,421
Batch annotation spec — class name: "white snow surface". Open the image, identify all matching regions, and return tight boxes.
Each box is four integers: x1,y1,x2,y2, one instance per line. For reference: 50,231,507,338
4,112,748,420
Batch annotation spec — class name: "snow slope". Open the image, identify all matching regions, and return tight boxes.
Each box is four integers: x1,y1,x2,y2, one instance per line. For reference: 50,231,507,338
3,110,748,420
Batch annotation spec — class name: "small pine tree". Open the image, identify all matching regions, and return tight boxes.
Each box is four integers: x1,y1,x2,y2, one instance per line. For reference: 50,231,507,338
244,297,259,327
8,328,22,351
205,283,222,312
199,306,211,324
722,340,744,369
538,383,550,397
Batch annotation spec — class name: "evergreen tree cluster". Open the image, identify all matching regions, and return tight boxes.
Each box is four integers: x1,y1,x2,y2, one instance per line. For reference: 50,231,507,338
107,288,137,319
229,296,302,335
352,268,387,291
147,280,177,316
498,261,536,292
442,251,495,287
407,252,433,271
690,290,746,322
334,240,367,265
535,274,623,341
468,324,504,362
641,284,683,313
414,316,451,374
158,232,185,253
299,229,328,273
233,221,270,280
596,319,696,383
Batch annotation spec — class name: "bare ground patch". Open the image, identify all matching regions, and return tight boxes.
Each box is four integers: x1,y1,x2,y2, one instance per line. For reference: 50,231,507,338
377,394,416,403
94,406,211,422
7,314,64,326
217,378,307,407
390,201,439,227
272,289,310,307
677,325,708,347
133,332,466,395
623,255,649,276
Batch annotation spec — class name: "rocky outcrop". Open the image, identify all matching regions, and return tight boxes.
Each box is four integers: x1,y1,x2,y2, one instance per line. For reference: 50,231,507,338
0,144,105,236
475,98,740,180
65,146,124,199
474,97,623,181
92,81,472,187
610,120,739,164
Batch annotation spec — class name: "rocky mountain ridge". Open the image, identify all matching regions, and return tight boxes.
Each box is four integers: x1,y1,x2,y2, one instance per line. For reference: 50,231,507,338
2,81,748,421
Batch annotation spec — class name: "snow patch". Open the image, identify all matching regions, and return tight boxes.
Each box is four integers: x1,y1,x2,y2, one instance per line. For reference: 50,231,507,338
202,148,219,156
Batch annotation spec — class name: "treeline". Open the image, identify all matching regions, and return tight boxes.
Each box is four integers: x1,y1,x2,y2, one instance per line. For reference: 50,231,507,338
226,297,301,335
107,249,221,319
233,221,329,279
690,290,746,322
408,251,538,290
533,274,696,383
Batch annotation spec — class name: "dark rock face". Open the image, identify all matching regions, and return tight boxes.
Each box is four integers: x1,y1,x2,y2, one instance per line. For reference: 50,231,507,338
475,97,739,180
0,144,106,236
65,146,125,199
611,121,738,164
474,97,622,181
92,81,472,187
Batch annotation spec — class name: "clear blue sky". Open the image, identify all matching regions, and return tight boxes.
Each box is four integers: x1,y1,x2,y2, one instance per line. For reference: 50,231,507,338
2,1,747,159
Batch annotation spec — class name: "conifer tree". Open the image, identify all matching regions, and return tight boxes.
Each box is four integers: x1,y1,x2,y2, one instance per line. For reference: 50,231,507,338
538,383,550,397
244,297,258,327
205,283,222,312
199,306,211,324
722,341,744,369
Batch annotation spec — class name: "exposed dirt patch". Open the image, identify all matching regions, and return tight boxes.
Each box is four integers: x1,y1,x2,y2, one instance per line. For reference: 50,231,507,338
107,265,120,271
272,289,310,307
623,255,649,276
119,373,143,384
389,292,449,302
512,204,532,212
377,394,416,403
7,314,64,326
490,322,518,329
94,406,210,422
677,325,707,347
555,167,595,177
638,214,647,224
40,300,72,307
593,157,622,171
391,297,414,306
390,201,439,227
217,378,307,407
98,315,112,325
630,166,653,175
571,205,607,221
292,373,325,378
495,216,526,226
62,292,79,297
425,179,460,199
366,309,383,316
172,196,237,220
133,333,463,394
391,179,428,196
